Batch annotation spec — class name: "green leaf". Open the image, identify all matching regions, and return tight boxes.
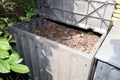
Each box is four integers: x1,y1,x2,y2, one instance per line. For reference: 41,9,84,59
0,48,9,59
8,22,14,27
4,2,16,8
9,40,16,43
8,35,12,41
0,59,10,73
4,32,10,38
8,58,23,64
0,78,3,80
0,38,11,50
0,31,2,35
2,0,5,3
8,53,23,64
13,58,23,64
0,18,8,23
0,23,6,29
19,16,26,22
0,19,7,28
11,49,19,54
9,52,19,59
10,64,29,74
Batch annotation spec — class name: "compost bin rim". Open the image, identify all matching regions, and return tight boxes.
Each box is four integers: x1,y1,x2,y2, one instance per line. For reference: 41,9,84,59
10,22,105,58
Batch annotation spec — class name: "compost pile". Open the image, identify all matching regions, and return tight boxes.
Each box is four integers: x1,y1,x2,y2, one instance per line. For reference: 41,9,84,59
32,22,100,54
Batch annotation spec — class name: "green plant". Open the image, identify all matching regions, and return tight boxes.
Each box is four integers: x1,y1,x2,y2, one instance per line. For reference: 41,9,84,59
0,0,18,39
0,38,29,79
17,0,38,22
0,78,3,80
0,0,38,39
0,0,17,23
0,18,13,40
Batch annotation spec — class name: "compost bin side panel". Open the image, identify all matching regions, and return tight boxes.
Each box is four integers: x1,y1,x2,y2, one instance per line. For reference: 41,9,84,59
93,61,120,80
13,30,54,80
12,29,37,80
20,35,34,80
9,17,46,80
35,37,92,80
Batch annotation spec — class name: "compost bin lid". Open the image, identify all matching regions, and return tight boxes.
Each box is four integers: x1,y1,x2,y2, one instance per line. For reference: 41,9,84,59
95,20,120,68
37,0,115,34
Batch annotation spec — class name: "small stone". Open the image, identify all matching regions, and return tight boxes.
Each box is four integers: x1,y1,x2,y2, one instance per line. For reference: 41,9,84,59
80,33,84,37
76,34,81,37
79,46,85,51
79,39,86,46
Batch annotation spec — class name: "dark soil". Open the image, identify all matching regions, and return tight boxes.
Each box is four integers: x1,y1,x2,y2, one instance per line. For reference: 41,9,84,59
0,72,29,80
32,21,100,54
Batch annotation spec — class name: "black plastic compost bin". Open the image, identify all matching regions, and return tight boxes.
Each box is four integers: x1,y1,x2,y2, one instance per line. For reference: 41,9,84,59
9,0,115,80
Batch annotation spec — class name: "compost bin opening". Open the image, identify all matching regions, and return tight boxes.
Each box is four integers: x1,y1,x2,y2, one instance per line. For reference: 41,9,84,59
31,20,101,54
